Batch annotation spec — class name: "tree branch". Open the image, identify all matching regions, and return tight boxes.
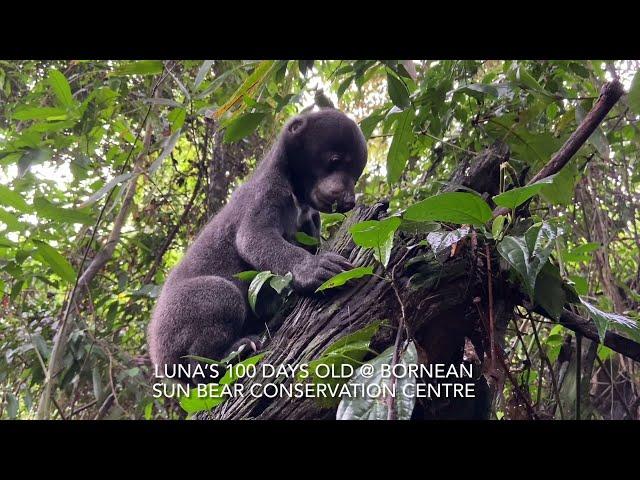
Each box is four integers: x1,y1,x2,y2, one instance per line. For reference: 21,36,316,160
493,79,624,217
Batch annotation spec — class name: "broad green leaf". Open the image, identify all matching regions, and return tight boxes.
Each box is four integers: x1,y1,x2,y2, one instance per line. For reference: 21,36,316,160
497,222,559,297
111,60,164,76
33,197,94,225
493,175,556,210
33,240,76,283
540,161,578,206
0,209,23,231
179,384,225,414
349,217,401,267
294,231,319,247
320,212,346,229
248,270,274,313
336,341,417,420
386,70,410,109
580,299,640,343
78,172,135,208
629,70,640,115
223,112,266,143
316,266,374,292
404,192,492,226
569,275,588,296
269,272,292,294
359,112,384,140
168,108,186,131
0,185,29,212
533,263,566,320
233,270,259,281
13,106,68,121
386,108,414,184
48,69,74,108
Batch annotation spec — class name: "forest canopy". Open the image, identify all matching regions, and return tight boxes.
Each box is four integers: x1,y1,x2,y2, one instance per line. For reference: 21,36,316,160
1,60,639,420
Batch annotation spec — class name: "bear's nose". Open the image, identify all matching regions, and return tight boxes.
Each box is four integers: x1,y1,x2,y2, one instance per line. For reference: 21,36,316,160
340,194,355,211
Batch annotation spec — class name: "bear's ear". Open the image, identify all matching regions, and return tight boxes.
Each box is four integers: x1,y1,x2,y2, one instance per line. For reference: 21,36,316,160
287,116,306,135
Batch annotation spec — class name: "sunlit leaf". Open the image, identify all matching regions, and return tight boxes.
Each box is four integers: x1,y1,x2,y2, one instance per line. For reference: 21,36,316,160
315,266,374,292
404,192,492,226
349,217,401,267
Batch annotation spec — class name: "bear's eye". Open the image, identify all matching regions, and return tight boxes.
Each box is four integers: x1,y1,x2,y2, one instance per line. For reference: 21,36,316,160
329,154,341,165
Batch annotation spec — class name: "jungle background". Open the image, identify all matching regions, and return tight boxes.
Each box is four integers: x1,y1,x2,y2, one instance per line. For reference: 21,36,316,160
0,60,639,420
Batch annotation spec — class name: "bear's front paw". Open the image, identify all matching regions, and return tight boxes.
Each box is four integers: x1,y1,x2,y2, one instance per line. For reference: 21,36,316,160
291,252,353,293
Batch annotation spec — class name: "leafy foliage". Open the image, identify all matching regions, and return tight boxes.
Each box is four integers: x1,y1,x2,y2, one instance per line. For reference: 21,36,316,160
1,59,639,420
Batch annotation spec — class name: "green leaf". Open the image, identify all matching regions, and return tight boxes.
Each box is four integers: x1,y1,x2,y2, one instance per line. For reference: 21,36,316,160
248,271,274,313
349,217,401,267
194,60,215,90
336,341,417,420
33,240,76,283
215,60,276,119
315,266,374,293
179,384,225,415
48,69,74,108
561,242,600,263
580,299,640,343
491,215,506,239
33,197,94,225
386,108,414,184
148,130,181,176
497,222,558,297
540,161,578,206
0,209,24,231
386,70,410,109
320,212,346,229
569,275,588,296
534,263,567,320
78,172,135,208
223,112,266,143
493,175,556,210
13,106,68,121
404,192,492,226
0,185,29,212
219,353,265,385
111,60,164,76
302,320,385,407
629,70,640,115
168,108,187,131
359,112,384,140
294,231,319,247
269,272,292,294
18,148,52,177
233,270,259,281
455,83,498,99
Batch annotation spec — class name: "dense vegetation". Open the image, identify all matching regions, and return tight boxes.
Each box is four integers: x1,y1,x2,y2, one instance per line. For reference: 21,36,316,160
1,60,639,420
